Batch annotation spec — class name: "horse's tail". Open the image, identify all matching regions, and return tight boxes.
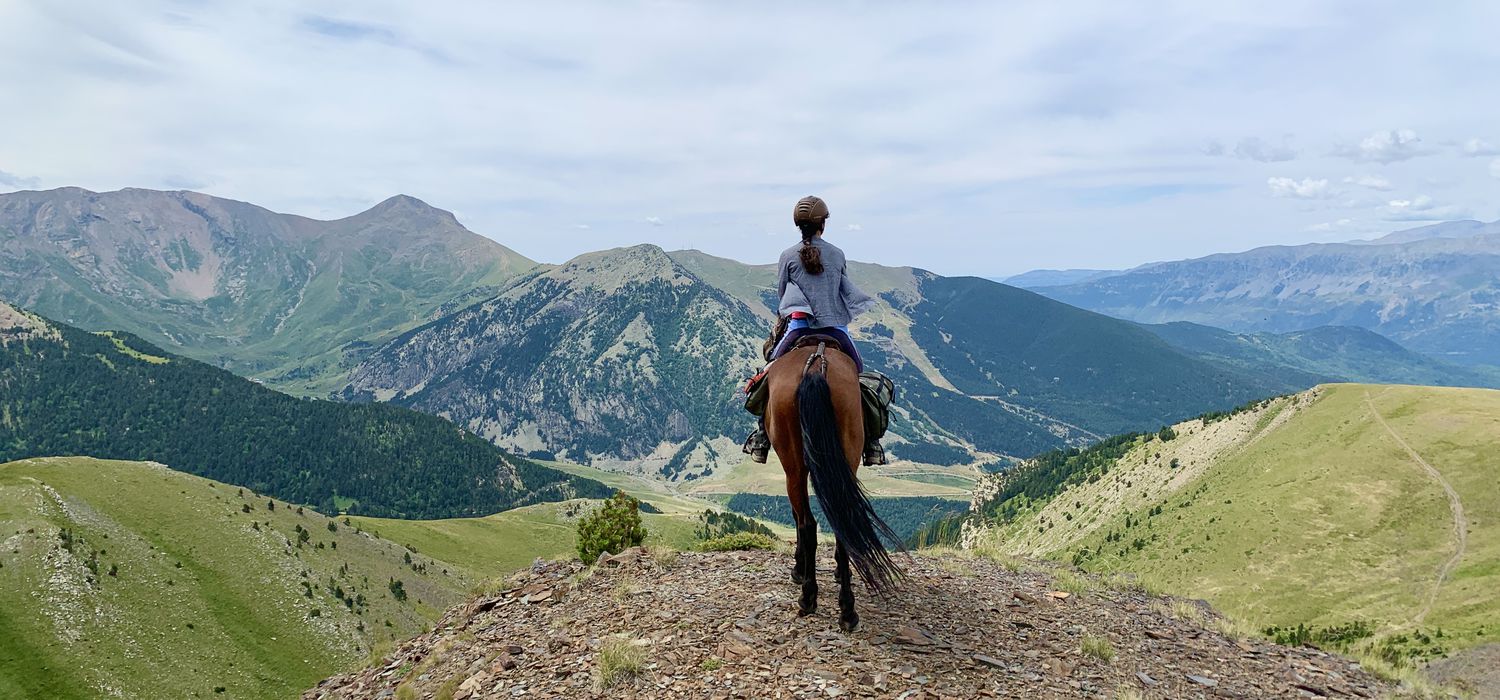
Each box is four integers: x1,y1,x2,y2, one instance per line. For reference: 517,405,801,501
796,370,903,592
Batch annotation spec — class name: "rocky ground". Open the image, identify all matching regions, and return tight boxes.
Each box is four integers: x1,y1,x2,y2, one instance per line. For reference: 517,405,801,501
306,548,1394,699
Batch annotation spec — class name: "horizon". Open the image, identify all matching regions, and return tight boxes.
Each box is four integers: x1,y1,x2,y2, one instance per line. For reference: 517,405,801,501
3,2,1499,277
13,183,1487,279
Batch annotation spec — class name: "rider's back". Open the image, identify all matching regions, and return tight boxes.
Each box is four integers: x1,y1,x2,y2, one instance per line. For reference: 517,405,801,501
777,237,854,328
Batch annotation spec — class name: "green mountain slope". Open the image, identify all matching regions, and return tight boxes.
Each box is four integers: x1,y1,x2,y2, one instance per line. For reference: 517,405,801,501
0,302,609,518
967,384,1500,662
1147,322,1500,389
0,187,535,393
0,457,473,700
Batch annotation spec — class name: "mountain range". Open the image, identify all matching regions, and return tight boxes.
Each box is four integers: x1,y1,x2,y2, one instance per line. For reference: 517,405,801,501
4,187,1494,475
0,188,534,393
1020,219,1500,366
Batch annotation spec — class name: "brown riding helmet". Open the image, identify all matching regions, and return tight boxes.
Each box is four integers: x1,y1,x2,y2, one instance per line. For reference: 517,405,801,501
793,195,829,225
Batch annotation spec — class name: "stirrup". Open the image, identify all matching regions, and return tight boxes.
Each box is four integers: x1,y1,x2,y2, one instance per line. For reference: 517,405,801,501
862,441,887,467
742,430,769,464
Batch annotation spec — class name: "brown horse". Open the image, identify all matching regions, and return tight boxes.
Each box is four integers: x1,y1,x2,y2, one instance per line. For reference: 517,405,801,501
764,338,902,631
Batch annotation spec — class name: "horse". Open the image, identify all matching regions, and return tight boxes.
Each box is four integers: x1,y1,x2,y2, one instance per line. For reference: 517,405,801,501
764,336,902,631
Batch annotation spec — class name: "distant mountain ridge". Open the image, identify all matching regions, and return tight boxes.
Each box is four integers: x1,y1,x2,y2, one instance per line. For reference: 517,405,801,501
343,245,1297,473
1027,221,1500,366
0,187,535,392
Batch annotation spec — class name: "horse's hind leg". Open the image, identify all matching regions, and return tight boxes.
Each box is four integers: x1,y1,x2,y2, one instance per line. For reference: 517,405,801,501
790,482,819,616
834,540,858,631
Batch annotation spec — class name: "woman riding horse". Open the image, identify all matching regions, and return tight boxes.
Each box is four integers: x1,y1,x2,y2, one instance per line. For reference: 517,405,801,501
743,195,886,466
750,196,903,631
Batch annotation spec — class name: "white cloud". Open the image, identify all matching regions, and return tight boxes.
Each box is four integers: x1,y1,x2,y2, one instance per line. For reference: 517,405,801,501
0,169,41,189
1462,138,1500,157
574,223,591,230
1334,129,1431,163
1305,218,1354,232
1383,195,1470,221
1344,174,1392,191
1267,177,1332,199
845,223,863,231
644,216,663,227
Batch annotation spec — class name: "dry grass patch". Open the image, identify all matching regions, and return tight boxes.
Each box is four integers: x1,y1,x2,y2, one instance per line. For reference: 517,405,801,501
1052,570,1095,596
1080,633,1115,662
612,577,639,603
598,636,647,689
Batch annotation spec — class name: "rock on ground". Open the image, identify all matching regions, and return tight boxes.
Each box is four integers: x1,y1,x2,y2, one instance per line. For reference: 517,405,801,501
306,548,1391,699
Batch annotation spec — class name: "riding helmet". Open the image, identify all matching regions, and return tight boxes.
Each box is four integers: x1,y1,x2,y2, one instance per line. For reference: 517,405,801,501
793,195,830,224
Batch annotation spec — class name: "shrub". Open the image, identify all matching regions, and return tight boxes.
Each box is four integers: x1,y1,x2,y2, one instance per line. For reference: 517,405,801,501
576,491,647,563
697,533,778,552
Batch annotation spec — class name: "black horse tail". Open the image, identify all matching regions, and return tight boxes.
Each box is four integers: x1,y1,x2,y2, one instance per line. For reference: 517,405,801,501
796,371,904,592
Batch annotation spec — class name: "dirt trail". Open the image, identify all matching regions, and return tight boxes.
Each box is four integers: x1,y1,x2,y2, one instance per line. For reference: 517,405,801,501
1364,392,1468,625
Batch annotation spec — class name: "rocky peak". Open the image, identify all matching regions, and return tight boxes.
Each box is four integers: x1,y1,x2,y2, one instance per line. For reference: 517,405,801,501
544,244,697,294
307,548,1390,699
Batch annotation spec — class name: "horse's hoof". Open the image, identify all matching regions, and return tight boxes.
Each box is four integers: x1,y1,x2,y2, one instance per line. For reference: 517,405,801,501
798,604,817,617
791,572,806,585
839,615,859,633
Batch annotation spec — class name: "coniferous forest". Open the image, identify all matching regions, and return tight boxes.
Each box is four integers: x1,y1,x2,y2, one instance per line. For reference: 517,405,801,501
0,309,611,518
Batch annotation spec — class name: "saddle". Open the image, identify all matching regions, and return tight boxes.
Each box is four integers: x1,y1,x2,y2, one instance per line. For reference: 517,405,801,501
793,333,846,352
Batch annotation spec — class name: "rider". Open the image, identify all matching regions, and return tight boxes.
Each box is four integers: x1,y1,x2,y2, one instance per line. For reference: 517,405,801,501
743,195,886,466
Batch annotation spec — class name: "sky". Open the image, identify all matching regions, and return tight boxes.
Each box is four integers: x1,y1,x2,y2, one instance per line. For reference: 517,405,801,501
2,1,1498,278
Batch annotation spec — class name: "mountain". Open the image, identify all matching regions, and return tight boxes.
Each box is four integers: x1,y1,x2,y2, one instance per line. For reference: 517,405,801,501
0,457,474,700
344,246,1290,474
0,301,609,518
1360,219,1500,245
1145,322,1500,389
0,187,535,393
308,548,1393,699
1002,268,1119,288
959,384,1500,688
1028,222,1500,366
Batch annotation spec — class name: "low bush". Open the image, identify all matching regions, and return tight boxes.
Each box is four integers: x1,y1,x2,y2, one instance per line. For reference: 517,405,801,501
697,533,778,552
576,491,647,563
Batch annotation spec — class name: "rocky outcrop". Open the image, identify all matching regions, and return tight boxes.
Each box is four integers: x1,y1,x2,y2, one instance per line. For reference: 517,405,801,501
307,549,1390,699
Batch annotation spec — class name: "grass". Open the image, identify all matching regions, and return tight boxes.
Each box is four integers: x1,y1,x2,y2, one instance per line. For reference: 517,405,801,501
349,500,700,580
597,636,646,689
684,456,971,500
1000,384,1500,661
1080,633,1115,662
0,457,470,700
1051,570,1094,597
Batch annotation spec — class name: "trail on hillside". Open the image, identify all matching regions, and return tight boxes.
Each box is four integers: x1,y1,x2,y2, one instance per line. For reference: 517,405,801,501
1364,392,1467,625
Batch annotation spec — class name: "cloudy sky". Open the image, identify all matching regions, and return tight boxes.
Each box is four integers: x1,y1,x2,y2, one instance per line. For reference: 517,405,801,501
2,1,1498,277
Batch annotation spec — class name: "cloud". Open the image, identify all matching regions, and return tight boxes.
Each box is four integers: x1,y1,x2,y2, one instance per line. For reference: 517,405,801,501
1462,138,1500,157
1343,174,1392,191
1267,177,1332,199
0,169,41,189
1204,136,1297,162
644,216,663,227
1491,159,1500,179
1383,195,1470,221
573,223,591,230
1234,136,1297,162
1334,129,1432,163
1305,218,1354,232
845,223,863,231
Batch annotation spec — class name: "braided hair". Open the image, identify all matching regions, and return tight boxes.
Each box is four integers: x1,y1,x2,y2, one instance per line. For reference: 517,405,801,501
793,196,829,275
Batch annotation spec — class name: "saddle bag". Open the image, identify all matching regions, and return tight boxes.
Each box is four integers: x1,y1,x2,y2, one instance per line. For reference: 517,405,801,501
742,367,893,444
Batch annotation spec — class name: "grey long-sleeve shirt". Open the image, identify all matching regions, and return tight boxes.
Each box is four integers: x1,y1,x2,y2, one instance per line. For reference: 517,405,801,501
776,237,876,328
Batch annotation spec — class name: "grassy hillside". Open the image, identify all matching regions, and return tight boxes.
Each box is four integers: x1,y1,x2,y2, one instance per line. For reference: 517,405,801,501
348,502,701,582
970,384,1500,662
0,457,472,700
0,302,610,518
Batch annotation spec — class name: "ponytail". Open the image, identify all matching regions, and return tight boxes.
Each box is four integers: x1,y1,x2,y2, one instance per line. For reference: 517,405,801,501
798,220,825,274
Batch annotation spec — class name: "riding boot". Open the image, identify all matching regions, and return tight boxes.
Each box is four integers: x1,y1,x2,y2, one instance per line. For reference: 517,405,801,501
862,439,887,467
742,422,770,463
